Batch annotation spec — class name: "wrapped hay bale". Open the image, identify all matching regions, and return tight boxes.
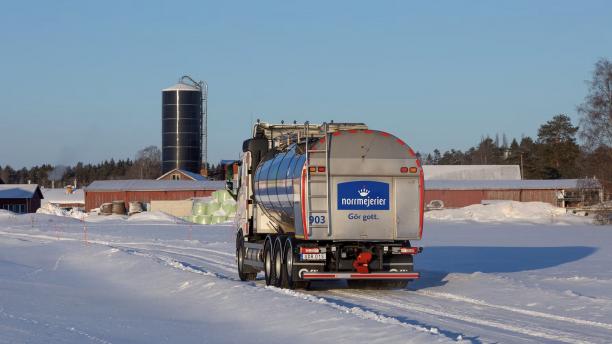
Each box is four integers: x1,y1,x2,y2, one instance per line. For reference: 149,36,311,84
213,190,232,204
192,202,208,216
112,201,127,215
128,202,144,215
222,203,237,215
206,202,221,214
212,215,227,224
200,215,213,225
100,203,113,215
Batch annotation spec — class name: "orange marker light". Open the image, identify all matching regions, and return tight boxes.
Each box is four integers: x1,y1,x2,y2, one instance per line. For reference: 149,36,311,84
309,166,316,173
409,167,418,173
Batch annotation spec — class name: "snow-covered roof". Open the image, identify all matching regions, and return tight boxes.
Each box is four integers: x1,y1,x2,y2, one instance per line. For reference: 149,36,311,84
162,83,200,92
157,169,208,181
423,165,521,181
426,179,602,190
41,188,85,204
0,184,43,199
85,179,225,192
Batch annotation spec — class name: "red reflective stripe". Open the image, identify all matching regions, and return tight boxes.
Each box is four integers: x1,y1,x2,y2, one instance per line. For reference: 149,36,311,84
379,132,390,137
363,130,373,134
396,138,406,146
332,131,341,136
348,129,358,133
349,274,419,278
408,147,416,157
415,159,421,168
418,166,424,239
303,274,336,278
319,137,325,144
301,166,308,240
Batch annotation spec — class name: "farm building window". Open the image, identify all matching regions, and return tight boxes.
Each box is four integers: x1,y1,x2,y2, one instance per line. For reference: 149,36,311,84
172,174,181,180
5,204,26,213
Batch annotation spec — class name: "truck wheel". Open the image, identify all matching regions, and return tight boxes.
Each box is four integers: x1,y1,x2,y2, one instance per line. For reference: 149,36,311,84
236,231,256,281
283,238,295,289
273,236,286,288
264,236,275,286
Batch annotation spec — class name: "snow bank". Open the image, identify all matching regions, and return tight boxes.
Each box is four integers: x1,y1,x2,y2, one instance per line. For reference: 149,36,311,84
425,201,586,224
36,203,87,220
0,209,15,217
127,211,186,223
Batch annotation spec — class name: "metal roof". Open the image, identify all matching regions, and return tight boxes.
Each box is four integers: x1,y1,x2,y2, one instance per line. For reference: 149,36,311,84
41,188,85,204
157,169,208,181
162,83,200,92
84,179,225,192
0,184,43,199
425,179,602,191
423,165,521,181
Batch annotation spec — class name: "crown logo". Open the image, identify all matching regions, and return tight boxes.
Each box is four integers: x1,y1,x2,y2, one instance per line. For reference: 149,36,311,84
358,188,370,197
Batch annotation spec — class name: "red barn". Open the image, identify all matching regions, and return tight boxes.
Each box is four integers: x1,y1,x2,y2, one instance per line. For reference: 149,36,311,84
425,179,603,209
84,180,225,212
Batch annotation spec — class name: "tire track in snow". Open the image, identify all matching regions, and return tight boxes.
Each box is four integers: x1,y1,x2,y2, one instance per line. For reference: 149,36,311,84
412,289,612,331
330,290,594,344
102,242,457,341
118,242,235,258
117,245,237,275
0,307,113,344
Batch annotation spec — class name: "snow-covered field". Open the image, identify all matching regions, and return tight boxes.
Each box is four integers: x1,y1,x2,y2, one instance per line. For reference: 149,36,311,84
1,205,611,343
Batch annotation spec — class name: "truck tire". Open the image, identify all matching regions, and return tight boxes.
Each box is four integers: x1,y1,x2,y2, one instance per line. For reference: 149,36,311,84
264,236,275,286
236,231,256,281
282,238,295,289
281,238,309,289
273,236,286,288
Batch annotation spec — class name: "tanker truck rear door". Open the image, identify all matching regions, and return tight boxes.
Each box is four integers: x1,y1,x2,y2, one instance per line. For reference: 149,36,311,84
330,176,396,240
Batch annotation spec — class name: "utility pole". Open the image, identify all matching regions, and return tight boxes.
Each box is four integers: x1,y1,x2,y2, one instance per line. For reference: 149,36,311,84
520,153,524,180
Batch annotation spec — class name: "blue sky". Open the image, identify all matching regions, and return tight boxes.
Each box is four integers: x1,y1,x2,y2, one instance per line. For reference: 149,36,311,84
1,1,611,168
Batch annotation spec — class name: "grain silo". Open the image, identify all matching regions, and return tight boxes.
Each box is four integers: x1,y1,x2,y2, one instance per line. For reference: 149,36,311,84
161,76,208,174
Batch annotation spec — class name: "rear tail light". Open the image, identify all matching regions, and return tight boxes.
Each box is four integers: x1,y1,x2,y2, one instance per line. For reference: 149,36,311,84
318,166,326,173
400,247,419,255
400,167,409,173
300,247,320,254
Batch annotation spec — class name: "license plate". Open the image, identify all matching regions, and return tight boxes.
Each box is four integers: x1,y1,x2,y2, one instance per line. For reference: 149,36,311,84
300,253,326,261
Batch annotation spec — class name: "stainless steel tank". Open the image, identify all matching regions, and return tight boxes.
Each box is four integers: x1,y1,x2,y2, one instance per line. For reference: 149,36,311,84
253,129,423,241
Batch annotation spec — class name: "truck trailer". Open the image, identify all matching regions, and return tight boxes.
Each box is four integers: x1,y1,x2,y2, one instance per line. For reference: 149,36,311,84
230,121,424,289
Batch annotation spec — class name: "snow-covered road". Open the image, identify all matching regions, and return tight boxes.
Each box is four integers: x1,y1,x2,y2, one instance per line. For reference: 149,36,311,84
1,211,611,343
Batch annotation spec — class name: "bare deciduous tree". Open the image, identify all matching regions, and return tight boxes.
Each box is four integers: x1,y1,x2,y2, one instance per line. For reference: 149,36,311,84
128,146,161,179
577,58,612,149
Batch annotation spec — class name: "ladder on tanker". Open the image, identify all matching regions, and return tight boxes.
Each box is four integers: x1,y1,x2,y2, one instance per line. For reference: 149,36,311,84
304,123,332,237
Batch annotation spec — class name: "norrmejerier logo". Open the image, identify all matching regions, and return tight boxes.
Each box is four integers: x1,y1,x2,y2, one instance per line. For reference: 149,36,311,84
337,181,390,210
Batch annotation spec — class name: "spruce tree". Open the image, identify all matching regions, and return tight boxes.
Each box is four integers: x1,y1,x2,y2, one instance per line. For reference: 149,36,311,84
536,114,580,178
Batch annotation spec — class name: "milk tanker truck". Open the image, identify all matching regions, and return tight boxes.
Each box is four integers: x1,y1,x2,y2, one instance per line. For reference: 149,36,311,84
230,121,424,289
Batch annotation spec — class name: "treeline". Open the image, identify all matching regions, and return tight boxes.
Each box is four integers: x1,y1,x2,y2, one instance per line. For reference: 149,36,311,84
0,146,224,188
421,115,612,189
